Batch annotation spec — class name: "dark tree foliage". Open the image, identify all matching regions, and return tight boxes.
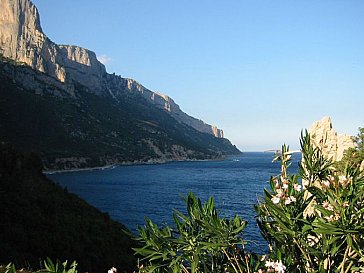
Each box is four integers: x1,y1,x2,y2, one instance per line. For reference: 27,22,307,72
0,144,137,273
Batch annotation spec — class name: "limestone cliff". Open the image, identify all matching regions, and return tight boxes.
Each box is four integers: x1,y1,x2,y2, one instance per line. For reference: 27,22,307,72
308,116,355,161
113,78,224,137
0,0,224,138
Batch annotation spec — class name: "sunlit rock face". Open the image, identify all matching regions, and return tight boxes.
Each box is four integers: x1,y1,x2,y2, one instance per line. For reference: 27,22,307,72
0,0,224,138
309,116,355,161
0,0,106,90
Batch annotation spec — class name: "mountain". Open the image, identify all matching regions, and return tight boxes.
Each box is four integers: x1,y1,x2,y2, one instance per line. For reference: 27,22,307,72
0,143,136,272
0,0,240,169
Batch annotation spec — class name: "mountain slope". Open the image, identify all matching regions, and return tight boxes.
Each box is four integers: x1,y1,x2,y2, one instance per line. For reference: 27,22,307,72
0,58,239,169
0,143,136,272
0,0,224,138
0,0,240,169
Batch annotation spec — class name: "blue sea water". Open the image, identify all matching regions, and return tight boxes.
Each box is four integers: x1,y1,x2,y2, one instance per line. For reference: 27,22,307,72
48,152,300,253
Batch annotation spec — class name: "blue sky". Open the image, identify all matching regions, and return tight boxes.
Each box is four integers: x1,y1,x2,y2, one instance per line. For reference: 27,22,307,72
32,0,364,151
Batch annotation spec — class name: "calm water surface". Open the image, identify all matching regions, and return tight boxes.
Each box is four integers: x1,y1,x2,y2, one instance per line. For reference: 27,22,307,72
48,152,300,253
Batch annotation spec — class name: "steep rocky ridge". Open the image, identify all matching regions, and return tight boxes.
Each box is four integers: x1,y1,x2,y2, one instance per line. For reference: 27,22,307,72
0,57,239,169
308,116,355,161
0,0,223,137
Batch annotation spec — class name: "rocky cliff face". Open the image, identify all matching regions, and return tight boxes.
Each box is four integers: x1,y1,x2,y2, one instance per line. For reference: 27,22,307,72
308,116,355,161
0,0,224,138
114,78,224,138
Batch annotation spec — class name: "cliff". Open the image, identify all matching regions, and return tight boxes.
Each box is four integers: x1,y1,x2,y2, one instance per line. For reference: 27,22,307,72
0,0,223,138
308,116,355,161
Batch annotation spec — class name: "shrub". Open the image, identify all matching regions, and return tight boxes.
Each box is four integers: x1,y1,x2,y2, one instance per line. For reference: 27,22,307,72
136,131,364,272
134,192,260,273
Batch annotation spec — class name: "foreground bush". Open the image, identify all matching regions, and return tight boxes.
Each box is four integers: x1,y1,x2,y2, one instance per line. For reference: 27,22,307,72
0,144,136,272
136,132,364,272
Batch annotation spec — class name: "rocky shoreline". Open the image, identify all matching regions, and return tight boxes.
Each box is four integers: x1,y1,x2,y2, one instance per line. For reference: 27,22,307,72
43,156,228,174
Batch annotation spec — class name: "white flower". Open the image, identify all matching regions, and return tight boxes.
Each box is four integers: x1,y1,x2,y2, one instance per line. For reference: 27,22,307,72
284,196,296,205
321,180,330,188
282,183,288,189
284,198,292,205
108,267,117,273
265,260,286,273
272,196,280,204
339,175,347,183
293,183,302,191
274,261,286,273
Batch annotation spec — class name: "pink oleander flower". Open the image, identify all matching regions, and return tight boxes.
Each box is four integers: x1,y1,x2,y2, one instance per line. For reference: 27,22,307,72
284,196,296,205
325,213,340,222
328,175,336,183
293,183,302,191
276,189,285,198
334,213,341,221
322,200,334,211
321,180,330,188
272,196,280,204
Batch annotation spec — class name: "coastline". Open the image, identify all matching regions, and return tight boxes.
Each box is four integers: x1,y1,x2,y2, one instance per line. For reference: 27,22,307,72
42,156,232,175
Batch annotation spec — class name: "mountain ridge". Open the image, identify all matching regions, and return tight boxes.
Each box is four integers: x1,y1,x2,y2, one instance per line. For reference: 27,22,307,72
0,0,224,138
0,0,240,170
0,54,240,170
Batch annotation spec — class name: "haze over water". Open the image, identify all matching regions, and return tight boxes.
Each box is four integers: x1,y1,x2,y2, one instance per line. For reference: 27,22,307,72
49,152,301,253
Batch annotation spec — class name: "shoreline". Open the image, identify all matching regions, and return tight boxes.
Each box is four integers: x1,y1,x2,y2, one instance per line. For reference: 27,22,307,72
43,156,234,175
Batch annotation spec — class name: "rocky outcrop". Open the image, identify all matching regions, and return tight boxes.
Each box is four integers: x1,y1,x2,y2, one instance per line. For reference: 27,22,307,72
114,78,224,137
0,0,106,92
0,0,225,138
309,116,355,161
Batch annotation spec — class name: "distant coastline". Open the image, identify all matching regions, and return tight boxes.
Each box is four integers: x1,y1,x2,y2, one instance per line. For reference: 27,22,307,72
43,156,233,174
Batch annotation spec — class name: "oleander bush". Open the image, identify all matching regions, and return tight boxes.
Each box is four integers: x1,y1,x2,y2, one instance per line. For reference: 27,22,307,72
136,131,364,273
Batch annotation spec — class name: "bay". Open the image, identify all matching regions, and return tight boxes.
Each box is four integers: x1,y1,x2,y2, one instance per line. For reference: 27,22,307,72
48,152,300,253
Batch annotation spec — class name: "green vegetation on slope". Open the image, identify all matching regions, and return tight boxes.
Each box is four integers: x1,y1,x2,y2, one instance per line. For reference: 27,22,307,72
0,59,240,170
0,143,136,273
336,127,364,171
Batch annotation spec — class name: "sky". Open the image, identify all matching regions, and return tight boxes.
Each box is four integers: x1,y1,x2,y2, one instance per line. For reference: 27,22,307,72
32,0,364,151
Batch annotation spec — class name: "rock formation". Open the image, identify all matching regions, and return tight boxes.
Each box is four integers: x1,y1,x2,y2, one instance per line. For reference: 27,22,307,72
308,116,355,161
116,78,224,137
0,0,224,138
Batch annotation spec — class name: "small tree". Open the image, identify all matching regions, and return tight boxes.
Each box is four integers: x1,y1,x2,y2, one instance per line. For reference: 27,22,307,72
337,127,364,170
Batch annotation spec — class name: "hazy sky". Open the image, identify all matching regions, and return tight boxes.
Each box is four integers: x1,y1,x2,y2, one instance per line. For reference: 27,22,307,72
32,0,364,151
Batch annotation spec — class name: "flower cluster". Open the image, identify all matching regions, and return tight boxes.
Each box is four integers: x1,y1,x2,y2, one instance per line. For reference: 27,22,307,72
271,177,301,205
264,260,286,273
321,175,352,190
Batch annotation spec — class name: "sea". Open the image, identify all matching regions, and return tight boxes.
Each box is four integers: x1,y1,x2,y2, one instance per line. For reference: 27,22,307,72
47,152,301,253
